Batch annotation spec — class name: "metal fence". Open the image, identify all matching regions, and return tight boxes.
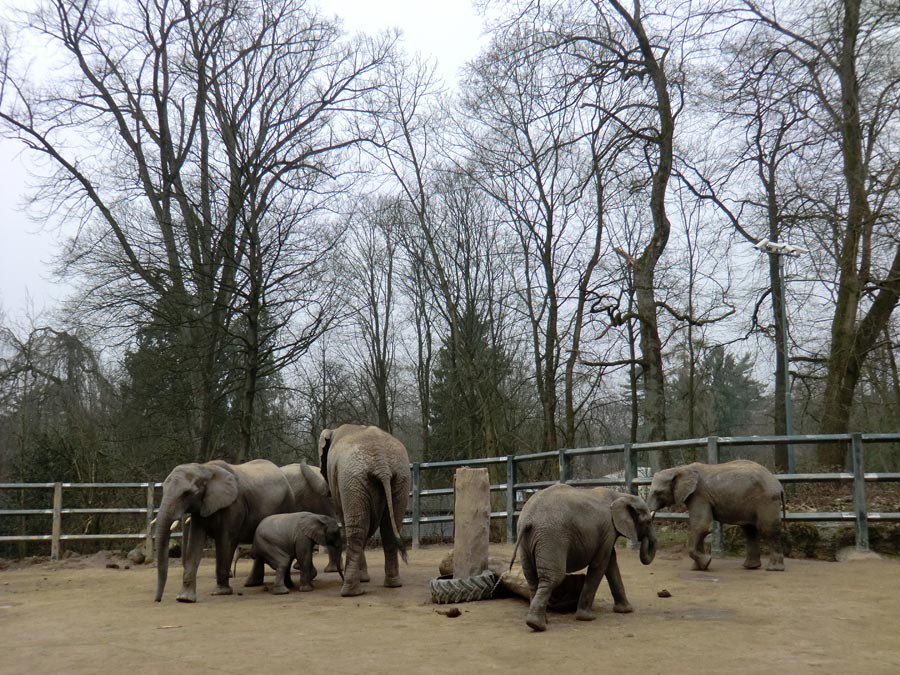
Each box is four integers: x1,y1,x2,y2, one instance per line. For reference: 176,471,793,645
2,433,898,560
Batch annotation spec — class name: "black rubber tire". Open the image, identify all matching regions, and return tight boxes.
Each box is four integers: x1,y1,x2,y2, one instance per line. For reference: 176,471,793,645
430,569,499,604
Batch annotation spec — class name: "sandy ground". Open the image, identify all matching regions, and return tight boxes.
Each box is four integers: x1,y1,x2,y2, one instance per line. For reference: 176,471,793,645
1,543,899,675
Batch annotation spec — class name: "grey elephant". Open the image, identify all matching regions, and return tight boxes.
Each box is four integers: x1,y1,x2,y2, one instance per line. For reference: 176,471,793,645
250,512,344,594
511,484,657,632
319,424,410,597
646,459,785,571
154,459,296,603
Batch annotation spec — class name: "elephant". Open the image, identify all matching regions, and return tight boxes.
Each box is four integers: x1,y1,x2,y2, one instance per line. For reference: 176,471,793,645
279,463,341,575
646,459,785,572
510,484,657,632
154,459,297,603
318,424,411,597
249,512,344,594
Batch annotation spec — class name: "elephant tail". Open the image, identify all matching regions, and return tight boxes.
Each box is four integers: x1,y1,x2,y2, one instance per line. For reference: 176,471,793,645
780,489,787,524
508,522,531,573
380,474,409,564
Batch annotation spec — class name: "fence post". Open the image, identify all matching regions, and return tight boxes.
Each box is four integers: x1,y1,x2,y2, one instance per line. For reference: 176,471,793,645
50,482,63,561
850,433,869,552
558,448,569,484
624,443,636,496
411,463,421,550
707,437,724,558
506,456,517,544
145,483,156,561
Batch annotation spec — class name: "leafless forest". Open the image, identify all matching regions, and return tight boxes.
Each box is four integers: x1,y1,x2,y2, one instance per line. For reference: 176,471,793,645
0,0,898,487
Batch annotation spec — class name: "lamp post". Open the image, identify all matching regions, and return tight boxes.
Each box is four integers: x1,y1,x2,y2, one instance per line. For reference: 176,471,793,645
752,239,807,474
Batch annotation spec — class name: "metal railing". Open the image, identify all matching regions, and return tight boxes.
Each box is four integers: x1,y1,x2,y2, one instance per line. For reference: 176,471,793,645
2,433,898,560
0,482,161,560
404,432,900,554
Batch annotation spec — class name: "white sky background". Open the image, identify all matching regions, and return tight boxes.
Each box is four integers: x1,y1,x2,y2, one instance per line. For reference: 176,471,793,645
0,0,486,325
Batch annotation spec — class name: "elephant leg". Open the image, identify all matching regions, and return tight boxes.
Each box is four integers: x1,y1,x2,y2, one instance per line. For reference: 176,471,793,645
244,556,266,587
271,560,291,595
762,520,785,571
210,532,235,596
340,526,368,597
526,569,564,632
176,520,206,603
742,524,762,569
575,547,613,622
293,543,314,591
688,504,714,571
379,509,401,588
324,545,342,574
359,549,370,583
604,549,633,614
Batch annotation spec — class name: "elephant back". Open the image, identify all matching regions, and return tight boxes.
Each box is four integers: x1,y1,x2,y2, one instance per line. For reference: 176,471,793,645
281,463,336,518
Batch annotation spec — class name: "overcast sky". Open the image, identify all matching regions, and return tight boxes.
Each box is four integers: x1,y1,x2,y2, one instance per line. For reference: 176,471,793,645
0,0,485,325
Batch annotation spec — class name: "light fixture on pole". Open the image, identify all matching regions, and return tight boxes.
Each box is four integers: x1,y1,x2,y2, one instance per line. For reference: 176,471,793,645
753,239,807,474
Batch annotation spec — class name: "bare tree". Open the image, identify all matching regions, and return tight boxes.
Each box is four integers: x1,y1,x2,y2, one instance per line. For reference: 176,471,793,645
731,0,900,466
0,0,395,459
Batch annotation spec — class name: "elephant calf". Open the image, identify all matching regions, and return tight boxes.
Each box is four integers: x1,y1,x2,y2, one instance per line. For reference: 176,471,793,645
646,459,785,572
512,484,657,632
248,512,343,594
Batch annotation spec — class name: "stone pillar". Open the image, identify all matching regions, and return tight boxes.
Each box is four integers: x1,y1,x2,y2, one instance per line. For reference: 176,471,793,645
452,467,490,578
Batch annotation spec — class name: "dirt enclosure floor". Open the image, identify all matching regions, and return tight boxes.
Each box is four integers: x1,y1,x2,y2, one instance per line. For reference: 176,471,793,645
1,543,899,675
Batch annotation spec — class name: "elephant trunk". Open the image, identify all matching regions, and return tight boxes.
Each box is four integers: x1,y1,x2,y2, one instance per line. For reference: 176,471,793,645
154,497,182,602
639,529,657,565
335,550,344,581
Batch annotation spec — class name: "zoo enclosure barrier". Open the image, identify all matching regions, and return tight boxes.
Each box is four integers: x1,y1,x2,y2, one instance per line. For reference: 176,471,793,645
1,433,898,560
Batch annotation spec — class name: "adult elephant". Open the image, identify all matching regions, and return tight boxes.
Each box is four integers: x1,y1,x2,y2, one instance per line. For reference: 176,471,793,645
511,484,657,632
646,459,785,572
154,459,295,603
318,424,410,597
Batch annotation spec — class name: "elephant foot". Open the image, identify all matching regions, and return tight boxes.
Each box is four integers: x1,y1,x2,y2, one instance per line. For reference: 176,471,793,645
766,559,785,572
296,583,314,592
575,608,597,621
383,576,402,588
613,602,634,614
341,582,366,597
176,588,197,603
526,612,547,632
243,576,264,587
324,562,340,573
359,571,371,583
743,559,762,570
691,554,712,571
210,585,233,596
270,585,290,595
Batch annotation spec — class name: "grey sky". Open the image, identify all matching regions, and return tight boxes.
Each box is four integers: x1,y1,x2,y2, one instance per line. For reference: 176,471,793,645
0,0,485,324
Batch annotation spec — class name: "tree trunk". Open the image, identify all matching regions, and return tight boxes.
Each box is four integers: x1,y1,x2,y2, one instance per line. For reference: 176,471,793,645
817,0,900,467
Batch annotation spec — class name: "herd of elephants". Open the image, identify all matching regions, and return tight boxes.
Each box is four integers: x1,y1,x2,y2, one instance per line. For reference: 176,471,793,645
153,423,787,631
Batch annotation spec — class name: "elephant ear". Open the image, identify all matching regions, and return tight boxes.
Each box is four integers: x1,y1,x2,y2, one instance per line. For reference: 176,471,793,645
611,497,639,542
673,469,699,505
296,515,328,546
200,464,239,517
301,462,329,496
318,428,334,484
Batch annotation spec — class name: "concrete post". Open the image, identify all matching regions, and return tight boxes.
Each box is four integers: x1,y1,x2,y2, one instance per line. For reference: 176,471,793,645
452,467,490,578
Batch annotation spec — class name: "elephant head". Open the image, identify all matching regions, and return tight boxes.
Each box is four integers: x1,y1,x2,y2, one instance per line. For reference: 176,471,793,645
610,494,657,565
154,462,239,602
300,515,344,580
646,466,699,515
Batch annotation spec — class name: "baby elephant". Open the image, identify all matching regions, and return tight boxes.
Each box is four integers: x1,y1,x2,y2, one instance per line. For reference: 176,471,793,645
512,484,657,632
249,512,343,594
646,460,785,572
